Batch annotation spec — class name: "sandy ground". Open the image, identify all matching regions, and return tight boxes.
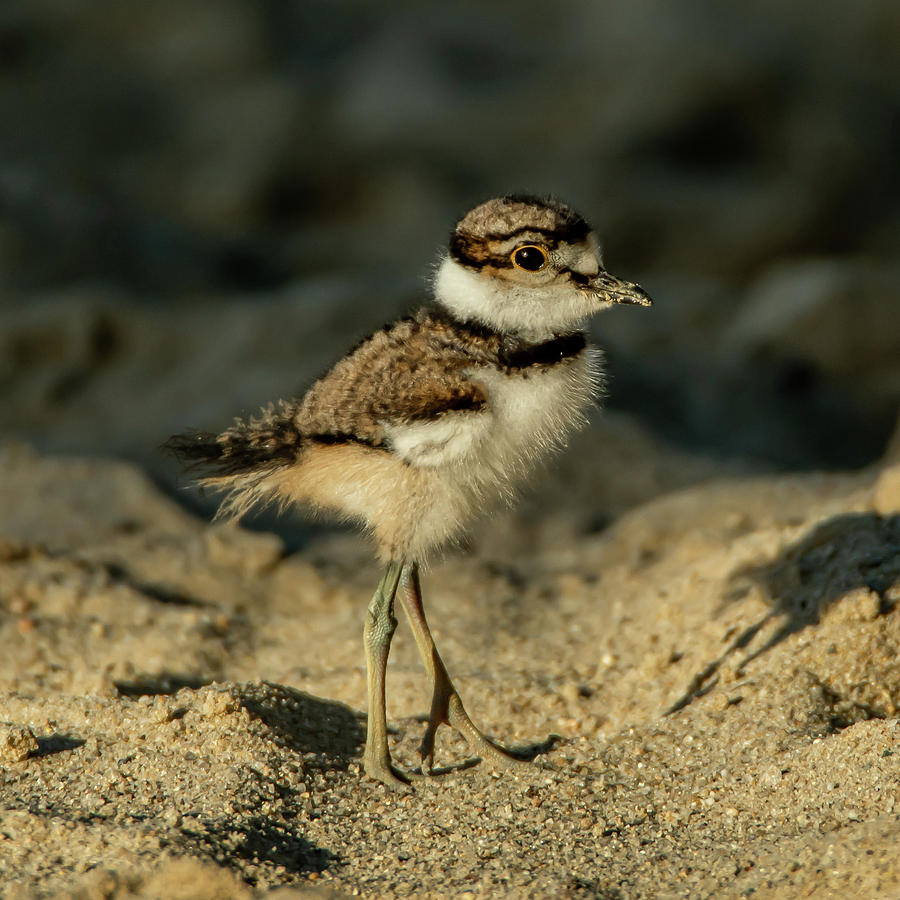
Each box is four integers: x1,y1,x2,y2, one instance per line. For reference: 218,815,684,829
1,418,898,899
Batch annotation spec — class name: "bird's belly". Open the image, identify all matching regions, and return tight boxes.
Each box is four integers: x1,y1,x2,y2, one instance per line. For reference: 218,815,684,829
277,440,477,560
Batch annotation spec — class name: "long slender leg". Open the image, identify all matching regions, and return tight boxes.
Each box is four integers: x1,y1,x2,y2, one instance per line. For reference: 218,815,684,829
397,561,526,773
362,561,409,790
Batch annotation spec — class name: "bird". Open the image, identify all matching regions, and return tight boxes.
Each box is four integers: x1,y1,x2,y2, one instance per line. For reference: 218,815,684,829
165,194,652,790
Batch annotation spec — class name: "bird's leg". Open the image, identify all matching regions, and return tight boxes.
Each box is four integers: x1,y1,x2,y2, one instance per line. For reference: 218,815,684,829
398,561,525,774
362,561,410,790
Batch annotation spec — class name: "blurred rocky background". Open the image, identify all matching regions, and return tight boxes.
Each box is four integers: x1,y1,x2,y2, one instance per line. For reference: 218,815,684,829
1,0,898,494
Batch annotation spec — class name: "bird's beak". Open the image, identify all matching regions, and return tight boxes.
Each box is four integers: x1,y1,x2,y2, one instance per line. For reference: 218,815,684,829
588,270,653,307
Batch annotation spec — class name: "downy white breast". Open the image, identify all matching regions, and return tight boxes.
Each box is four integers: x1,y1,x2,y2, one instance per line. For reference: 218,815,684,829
370,346,602,558
464,347,603,498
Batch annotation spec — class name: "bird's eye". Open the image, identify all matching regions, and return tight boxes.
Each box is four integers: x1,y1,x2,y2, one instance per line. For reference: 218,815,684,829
511,245,548,272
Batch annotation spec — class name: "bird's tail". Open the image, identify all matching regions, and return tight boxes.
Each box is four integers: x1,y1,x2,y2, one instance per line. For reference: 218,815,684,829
163,401,303,519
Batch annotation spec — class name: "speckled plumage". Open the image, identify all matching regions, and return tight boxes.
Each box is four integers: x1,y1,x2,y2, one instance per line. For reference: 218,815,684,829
177,306,599,560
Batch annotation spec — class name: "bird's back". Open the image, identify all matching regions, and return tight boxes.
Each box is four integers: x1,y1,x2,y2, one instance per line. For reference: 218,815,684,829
295,309,496,448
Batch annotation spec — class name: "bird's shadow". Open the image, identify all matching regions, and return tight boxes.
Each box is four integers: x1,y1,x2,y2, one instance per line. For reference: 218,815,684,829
666,512,900,715
503,732,563,762
423,734,562,777
418,758,481,778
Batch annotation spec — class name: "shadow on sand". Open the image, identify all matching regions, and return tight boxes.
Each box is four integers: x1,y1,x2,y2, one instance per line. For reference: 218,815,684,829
181,682,363,879
666,512,900,715
182,815,335,882
238,680,364,768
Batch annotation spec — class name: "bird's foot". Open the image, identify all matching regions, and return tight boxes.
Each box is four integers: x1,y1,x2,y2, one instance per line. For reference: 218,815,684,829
363,753,415,793
420,691,529,774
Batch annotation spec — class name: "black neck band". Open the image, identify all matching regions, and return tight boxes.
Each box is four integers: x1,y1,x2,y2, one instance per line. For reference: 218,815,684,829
499,332,587,369
428,306,586,369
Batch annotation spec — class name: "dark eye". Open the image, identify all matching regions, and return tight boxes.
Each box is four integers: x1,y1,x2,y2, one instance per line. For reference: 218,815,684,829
511,245,548,271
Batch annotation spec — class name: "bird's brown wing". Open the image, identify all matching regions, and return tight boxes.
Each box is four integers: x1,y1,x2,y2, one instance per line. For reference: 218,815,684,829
164,313,495,495
295,315,489,448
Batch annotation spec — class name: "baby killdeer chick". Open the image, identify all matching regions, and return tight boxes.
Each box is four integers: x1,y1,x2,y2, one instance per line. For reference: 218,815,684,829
167,195,651,790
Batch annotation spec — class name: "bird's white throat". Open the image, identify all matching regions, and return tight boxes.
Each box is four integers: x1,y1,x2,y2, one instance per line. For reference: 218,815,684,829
433,256,598,343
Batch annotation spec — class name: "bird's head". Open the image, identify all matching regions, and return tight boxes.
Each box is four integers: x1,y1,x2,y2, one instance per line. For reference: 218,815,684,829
434,195,651,341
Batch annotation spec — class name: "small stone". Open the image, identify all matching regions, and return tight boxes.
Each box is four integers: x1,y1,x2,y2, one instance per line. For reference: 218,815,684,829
0,722,39,763
711,692,731,711
201,689,240,718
